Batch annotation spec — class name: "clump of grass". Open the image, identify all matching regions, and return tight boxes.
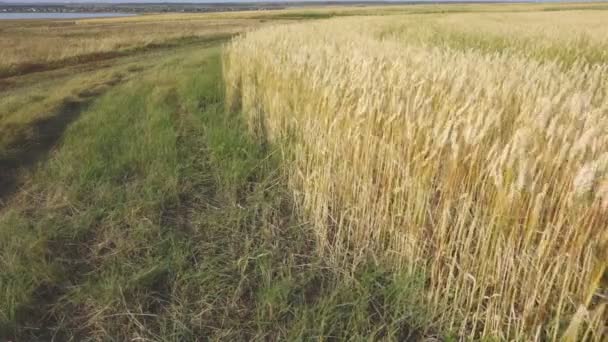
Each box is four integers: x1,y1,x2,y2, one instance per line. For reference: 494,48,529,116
224,13,608,341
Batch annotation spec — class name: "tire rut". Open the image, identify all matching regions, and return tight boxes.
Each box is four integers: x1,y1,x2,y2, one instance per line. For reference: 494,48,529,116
0,81,121,207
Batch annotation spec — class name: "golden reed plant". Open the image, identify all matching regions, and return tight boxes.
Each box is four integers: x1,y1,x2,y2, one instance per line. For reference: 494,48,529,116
224,15,608,340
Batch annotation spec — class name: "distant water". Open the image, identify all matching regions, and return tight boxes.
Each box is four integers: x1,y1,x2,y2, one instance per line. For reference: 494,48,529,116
0,13,135,20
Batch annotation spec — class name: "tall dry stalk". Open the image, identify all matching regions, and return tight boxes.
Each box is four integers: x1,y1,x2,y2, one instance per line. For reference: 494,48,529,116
224,15,608,340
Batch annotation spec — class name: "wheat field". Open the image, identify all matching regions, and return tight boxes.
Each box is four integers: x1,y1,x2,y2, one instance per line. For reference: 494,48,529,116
224,10,608,341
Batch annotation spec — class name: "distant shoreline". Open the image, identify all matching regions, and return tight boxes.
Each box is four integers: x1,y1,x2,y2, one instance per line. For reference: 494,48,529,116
1,1,601,15
0,12,135,19
0,1,556,15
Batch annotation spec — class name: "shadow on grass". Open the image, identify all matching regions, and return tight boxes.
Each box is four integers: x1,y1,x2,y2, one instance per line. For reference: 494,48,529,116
0,85,117,207
0,101,83,200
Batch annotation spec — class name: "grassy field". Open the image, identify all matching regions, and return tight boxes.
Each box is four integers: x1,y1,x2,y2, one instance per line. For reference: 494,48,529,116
1,2,607,341
0,16,274,78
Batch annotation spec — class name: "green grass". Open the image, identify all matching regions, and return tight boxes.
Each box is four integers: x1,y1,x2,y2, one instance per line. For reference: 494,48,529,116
0,45,431,340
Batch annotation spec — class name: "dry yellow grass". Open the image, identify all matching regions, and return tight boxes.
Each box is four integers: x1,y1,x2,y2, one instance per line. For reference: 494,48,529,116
0,15,275,77
224,10,608,341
